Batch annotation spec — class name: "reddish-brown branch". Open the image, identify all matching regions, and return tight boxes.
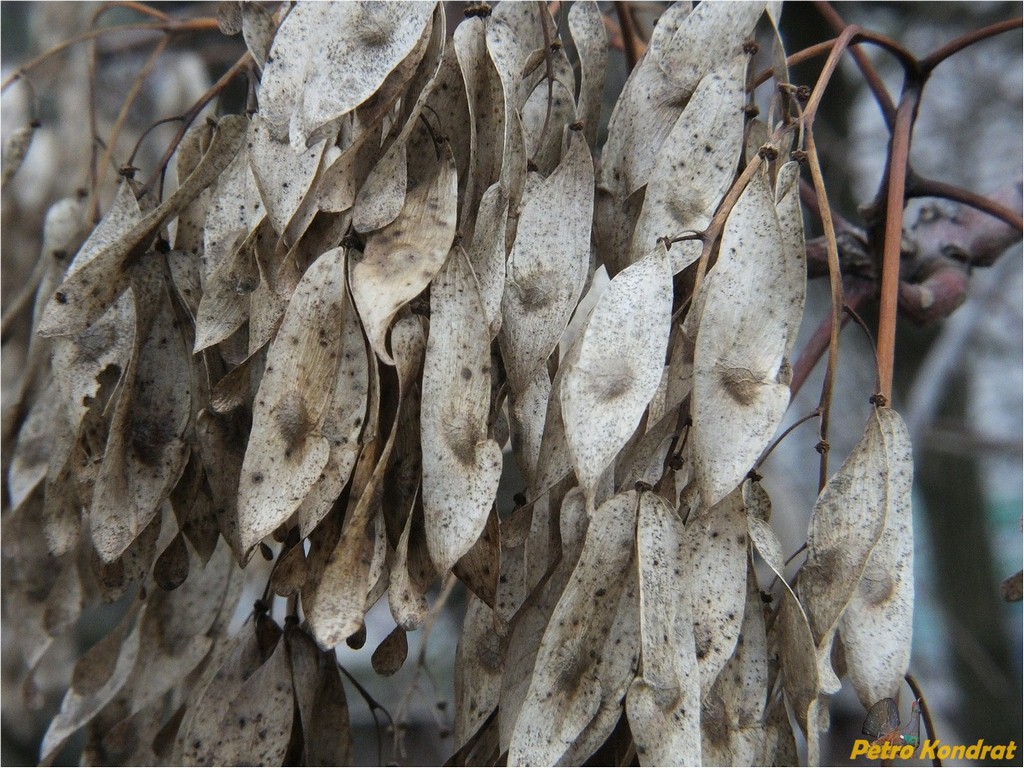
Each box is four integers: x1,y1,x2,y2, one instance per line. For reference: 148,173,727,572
799,26,867,488
912,181,1024,268
614,2,643,71
906,173,1024,233
799,177,859,233
790,278,875,399
875,87,921,404
922,17,1023,73
814,2,899,125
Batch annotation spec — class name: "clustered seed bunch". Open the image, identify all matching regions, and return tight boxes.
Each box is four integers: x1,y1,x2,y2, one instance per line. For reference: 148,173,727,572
4,3,921,765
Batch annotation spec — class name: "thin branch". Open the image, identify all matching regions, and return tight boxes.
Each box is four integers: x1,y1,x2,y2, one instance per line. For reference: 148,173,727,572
789,278,874,399
755,410,822,469
138,50,253,198
802,25,863,122
614,2,643,71
875,86,921,404
906,173,1024,233
799,27,866,488
921,17,1023,73
1,18,221,92
89,35,170,222
807,132,843,490
94,1,172,22
905,673,942,767
813,2,899,125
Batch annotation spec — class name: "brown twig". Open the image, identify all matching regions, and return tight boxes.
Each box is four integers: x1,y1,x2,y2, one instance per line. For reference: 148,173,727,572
89,35,170,222
874,84,922,404
807,132,843,489
790,278,875,399
755,410,822,469
921,17,1023,73
905,673,942,767
798,25,864,488
814,2,900,125
614,2,643,70
95,1,171,22
138,50,252,199
1,18,220,92
906,172,1024,233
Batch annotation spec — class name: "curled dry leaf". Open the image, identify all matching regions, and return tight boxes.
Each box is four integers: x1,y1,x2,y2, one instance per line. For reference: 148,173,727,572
626,491,701,767
685,486,748,698
498,486,590,751
1,122,36,190
247,114,330,241
216,1,242,35
352,140,408,234
560,243,672,501
236,246,347,560
745,484,823,736
521,79,576,177
258,2,435,149
40,607,142,763
8,379,58,510
452,496,501,609
201,133,264,278
500,134,594,395
560,565,641,765
194,217,273,353
700,569,769,765
294,285,369,537
350,145,457,365
454,595,503,748
838,409,914,708
465,182,508,339
91,261,192,563
154,531,191,591
117,542,238,726
371,625,409,677
691,170,798,511
197,634,294,766
655,1,765,98
38,115,247,339
453,16,504,241
601,1,763,200
508,490,637,767
305,316,423,648
357,2,442,133
485,0,538,216
316,124,382,214
775,160,808,355
240,1,275,70
598,0,692,195
567,1,608,150
798,408,910,648
388,494,430,630
422,246,502,575
286,626,353,766
630,55,746,273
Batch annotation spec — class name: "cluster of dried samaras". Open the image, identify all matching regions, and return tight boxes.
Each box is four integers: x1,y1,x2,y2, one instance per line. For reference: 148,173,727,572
3,1,917,765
